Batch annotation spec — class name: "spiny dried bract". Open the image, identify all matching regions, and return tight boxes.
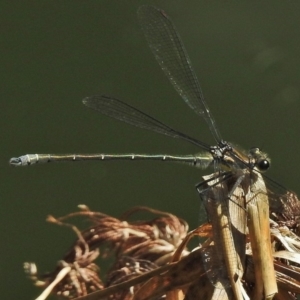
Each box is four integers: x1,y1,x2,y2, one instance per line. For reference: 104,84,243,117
25,196,300,300
26,206,189,300
270,190,300,233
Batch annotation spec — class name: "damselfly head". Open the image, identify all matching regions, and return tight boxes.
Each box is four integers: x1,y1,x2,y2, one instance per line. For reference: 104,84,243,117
249,147,270,172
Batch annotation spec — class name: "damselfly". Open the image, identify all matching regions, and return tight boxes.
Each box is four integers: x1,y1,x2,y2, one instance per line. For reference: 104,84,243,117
10,5,297,293
10,6,270,175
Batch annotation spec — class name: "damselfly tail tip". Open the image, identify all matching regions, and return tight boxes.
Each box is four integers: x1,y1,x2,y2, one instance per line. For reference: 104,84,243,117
82,96,94,107
82,97,88,105
9,157,22,166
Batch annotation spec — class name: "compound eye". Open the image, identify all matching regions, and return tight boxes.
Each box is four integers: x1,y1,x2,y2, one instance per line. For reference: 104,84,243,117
257,159,270,171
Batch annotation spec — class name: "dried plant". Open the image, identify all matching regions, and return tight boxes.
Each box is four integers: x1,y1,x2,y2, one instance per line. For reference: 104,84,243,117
24,191,300,300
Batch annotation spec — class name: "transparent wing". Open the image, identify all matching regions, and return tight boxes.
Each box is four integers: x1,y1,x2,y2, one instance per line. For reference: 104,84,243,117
138,5,222,142
83,95,210,150
264,174,300,227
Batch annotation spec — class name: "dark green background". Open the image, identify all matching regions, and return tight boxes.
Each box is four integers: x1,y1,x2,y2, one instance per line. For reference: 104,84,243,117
2,1,300,299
